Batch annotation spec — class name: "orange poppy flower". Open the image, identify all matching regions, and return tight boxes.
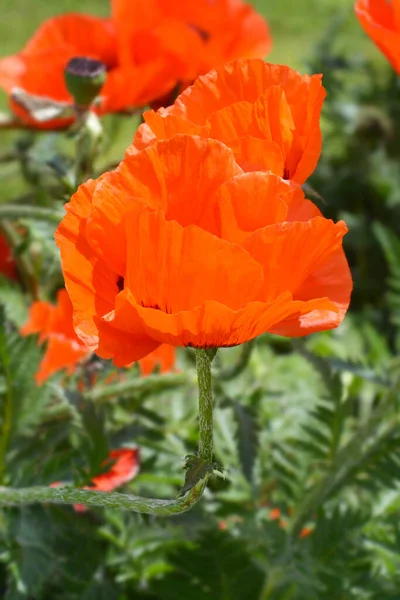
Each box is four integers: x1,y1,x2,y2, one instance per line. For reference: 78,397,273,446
130,59,326,184
355,0,400,72
0,234,17,280
51,448,140,512
55,134,352,367
20,288,89,384
0,0,270,128
0,13,200,127
21,289,176,382
112,0,271,77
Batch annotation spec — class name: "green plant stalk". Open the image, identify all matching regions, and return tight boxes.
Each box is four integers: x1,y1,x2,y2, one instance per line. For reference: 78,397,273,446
289,390,398,539
0,480,206,514
0,205,64,224
0,348,215,513
196,348,214,463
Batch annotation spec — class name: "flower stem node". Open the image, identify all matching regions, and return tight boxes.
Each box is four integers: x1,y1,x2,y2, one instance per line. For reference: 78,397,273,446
180,455,222,496
65,56,107,109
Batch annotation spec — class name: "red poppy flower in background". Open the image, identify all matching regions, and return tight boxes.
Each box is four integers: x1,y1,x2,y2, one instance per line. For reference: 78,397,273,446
0,13,200,126
51,448,140,512
55,134,352,367
0,234,17,280
0,0,270,127
131,59,325,184
355,0,400,72
112,0,271,76
20,288,89,384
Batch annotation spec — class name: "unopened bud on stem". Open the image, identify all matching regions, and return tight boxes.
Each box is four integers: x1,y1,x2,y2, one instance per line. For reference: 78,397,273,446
64,57,106,108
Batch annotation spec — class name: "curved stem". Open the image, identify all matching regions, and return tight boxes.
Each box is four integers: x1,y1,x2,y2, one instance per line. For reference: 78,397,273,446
0,479,206,515
0,205,64,224
0,348,216,514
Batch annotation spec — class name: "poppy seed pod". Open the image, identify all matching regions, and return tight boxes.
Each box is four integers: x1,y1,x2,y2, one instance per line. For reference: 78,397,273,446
65,56,107,108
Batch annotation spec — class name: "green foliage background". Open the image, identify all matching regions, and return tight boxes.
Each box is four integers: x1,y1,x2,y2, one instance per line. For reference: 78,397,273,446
2,1,400,599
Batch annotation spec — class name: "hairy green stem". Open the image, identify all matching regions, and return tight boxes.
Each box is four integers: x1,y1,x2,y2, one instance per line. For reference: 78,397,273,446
196,348,214,463
0,205,64,224
0,349,215,513
0,480,206,514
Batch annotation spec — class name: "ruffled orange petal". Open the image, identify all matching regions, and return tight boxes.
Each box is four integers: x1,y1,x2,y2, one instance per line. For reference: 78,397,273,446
138,344,176,376
107,288,342,361
271,245,352,336
242,217,348,302
133,60,324,181
356,0,400,72
172,60,303,123
124,202,264,312
285,185,323,222
131,109,207,154
250,87,295,160
23,14,117,65
87,136,243,267
228,136,285,174
212,172,290,243
55,179,157,362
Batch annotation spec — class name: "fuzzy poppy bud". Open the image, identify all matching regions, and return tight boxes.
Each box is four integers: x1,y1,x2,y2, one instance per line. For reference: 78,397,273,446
64,56,106,108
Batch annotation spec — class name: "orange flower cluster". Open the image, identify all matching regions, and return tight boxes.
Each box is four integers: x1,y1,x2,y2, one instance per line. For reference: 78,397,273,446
0,0,270,126
355,0,400,72
56,59,352,367
0,234,17,280
21,289,176,383
51,448,140,512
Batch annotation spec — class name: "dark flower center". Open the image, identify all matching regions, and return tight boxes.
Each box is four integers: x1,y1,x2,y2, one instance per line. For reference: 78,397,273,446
188,23,211,43
116,276,125,292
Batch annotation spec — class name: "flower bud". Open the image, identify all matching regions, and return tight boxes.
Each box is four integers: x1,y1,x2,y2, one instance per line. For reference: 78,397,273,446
64,57,106,108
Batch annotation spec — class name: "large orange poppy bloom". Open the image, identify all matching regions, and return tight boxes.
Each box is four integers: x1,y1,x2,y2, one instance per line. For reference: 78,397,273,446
355,0,400,72
55,134,352,367
112,0,271,76
131,59,325,184
21,289,176,382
